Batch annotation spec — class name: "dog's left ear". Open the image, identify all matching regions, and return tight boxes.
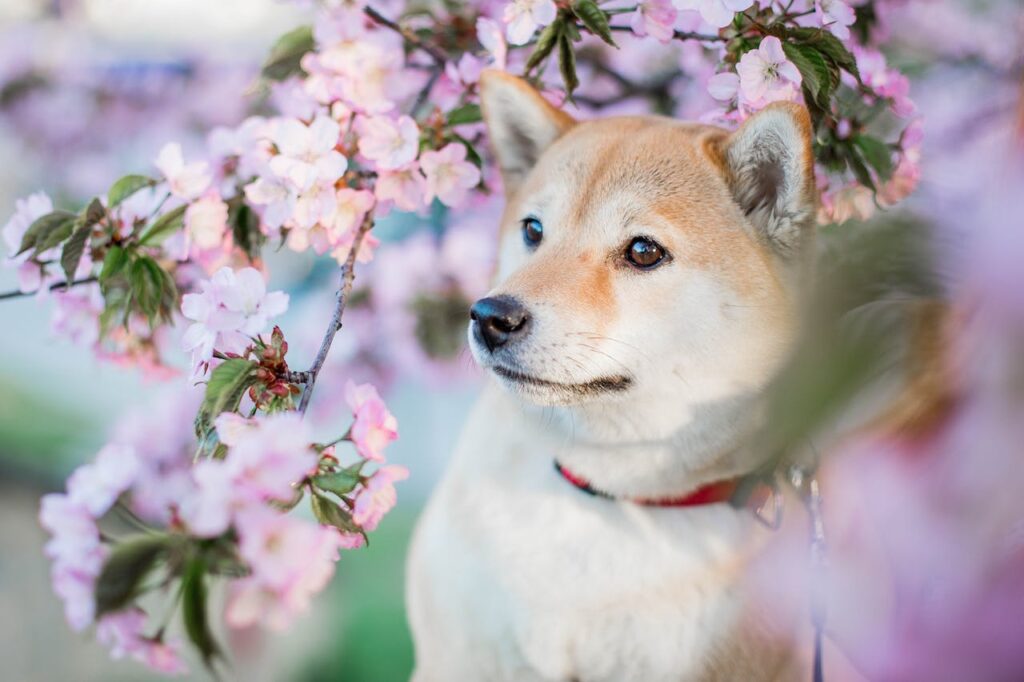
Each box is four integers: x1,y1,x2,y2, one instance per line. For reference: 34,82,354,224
713,102,817,255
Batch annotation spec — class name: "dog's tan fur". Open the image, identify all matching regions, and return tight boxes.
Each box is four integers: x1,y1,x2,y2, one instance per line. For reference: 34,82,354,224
406,71,921,681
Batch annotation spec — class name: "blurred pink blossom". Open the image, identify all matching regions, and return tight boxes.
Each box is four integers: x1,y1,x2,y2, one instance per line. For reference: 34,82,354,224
673,0,753,29
503,0,557,46
1,191,53,293
345,380,399,462
420,143,482,207
352,464,409,531
154,143,212,201
357,115,420,171
632,0,679,42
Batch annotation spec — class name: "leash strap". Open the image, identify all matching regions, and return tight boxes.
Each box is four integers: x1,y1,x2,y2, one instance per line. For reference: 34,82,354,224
791,466,828,682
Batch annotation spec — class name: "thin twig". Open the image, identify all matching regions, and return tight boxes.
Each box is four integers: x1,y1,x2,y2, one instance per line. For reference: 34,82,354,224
363,5,447,65
605,24,727,42
0,275,98,300
412,66,443,118
296,215,375,414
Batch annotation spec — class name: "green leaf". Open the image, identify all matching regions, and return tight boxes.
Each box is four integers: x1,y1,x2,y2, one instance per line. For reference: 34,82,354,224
262,25,315,81
557,32,580,100
572,0,616,46
845,142,878,192
99,245,129,282
230,201,265,262
313,461,366,497
83,197,106,227
181,557,221,670
785,27,859,81
446,103,482,127
94,535,170,618
452,133,484,170
17,210,76,256
139,204,187,246
782,42,832,109
60,222,91,284
108,175,156,208
852,134,894,182
195,359,259,439
525,22,560,72
130,256,160,322
311,493,366,539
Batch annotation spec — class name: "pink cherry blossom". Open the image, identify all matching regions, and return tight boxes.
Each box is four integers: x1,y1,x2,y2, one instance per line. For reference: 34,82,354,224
227,412,318,502
855,47,916,117
181,413,316,537
290,180,340,232
330,187,375,238
313,34,414,114
333,231,381,265
39,493,105,631
357,115,420,171
185,192,229,251
180,266,289,373
51,283,104,347
67,444,140,517
51,564,102,631
815,0,856,40
632,0,679,43
477,17,508,70
97,609,188,675
420,143,482,208
268,116,347,191
375,163,427,212
244,170,297,231
503,0,557,46
352,465,409,531
707,71,740,102
345,380,398,461
1,191,53,293
736,36,802,106
227,509,345,630
154,143,212,201
673,0,753,29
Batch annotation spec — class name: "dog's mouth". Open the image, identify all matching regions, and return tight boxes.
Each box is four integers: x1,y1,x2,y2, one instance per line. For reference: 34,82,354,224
491,364,633,397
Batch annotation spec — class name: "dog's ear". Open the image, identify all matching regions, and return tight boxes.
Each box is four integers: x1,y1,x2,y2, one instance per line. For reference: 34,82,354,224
479,70,576,195
714,102,817,255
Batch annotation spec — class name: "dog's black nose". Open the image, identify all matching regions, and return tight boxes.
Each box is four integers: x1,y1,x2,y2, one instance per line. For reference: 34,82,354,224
470,296,531,352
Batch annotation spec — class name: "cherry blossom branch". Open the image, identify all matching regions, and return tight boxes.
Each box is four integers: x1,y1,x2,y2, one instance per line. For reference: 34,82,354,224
605,24,727,42
295,214,376,414
0,275,98,301
363,5,448,66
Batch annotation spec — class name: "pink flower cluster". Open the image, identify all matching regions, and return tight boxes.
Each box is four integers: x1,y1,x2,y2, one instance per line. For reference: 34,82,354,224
181,266,289,376
39,444,191,673
37,377,406,672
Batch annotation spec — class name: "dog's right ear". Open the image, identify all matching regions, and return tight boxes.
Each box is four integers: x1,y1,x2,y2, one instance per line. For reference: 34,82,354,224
479,70,576,196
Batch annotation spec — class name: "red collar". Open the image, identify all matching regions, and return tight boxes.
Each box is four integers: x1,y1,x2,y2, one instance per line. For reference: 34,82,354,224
554,461,776,515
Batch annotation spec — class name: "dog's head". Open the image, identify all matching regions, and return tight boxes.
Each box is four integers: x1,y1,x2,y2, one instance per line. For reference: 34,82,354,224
470,71,816,428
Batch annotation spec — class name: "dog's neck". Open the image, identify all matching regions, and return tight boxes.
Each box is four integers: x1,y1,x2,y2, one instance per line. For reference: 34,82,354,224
508,381,771,499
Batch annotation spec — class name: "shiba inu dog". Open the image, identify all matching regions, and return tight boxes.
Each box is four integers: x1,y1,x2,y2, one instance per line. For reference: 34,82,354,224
407,70,829,681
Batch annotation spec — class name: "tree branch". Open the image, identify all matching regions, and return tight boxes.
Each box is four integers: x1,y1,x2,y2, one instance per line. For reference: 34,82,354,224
363,6,448,66
0,275,98,301
296,215,375,414
605,24,727,43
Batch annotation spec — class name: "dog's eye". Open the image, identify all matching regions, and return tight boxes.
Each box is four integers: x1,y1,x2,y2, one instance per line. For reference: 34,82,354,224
626,237,667,269
522,217,543,247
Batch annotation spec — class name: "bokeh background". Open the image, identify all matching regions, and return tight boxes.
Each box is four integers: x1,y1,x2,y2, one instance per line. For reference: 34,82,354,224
0,0,1021,680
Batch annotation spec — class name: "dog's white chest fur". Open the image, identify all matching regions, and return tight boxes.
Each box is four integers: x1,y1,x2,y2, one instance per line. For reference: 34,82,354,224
408,386,790,682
